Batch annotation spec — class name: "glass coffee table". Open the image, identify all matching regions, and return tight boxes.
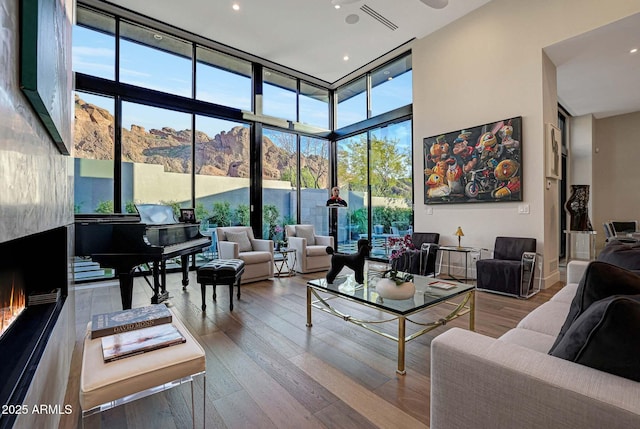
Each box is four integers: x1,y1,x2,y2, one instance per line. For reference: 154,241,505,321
306,270,475,374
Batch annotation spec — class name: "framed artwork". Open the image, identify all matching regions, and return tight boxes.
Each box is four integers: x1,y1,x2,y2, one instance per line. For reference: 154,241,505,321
545,123,562,180
179,208,196,223
423,116,523,204
20,0,73,155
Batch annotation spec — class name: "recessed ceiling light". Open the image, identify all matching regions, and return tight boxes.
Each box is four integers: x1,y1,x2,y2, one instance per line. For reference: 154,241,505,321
232,3,240,11
345,14,359,24
387,77,393,81
343,55,349,61
334,4,340,9
153,34,163,40
631,48,638,54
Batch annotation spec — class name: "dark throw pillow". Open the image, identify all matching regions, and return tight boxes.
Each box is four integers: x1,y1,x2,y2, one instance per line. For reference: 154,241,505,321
549,261,640,353
549,294,640,382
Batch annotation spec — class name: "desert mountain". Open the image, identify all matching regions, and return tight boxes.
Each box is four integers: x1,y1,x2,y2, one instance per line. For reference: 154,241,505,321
73,95,328,185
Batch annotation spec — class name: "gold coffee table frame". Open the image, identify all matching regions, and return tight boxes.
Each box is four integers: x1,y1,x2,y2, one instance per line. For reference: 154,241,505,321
306,275,475,375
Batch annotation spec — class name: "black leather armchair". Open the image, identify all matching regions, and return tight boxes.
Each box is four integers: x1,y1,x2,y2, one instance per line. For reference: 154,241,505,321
391,232,440,276
476,236,539,298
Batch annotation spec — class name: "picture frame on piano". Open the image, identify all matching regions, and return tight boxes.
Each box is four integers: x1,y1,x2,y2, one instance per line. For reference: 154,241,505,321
179,208,196,223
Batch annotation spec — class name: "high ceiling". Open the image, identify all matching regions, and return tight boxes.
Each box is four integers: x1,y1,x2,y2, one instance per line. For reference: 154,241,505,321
104,0,492,85
101,0,640,119
545,12,640,119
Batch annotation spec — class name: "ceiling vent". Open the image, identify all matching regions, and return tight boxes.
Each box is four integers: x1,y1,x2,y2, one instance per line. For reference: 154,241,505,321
360,4,398,31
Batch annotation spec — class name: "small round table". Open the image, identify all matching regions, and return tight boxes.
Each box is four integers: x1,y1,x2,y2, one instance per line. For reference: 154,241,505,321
274,248,297,277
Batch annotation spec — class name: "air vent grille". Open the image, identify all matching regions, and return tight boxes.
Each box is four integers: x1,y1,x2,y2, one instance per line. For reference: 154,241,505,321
360,5,398,31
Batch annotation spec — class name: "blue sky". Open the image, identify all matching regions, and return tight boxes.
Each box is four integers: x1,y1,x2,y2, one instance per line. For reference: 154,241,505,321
73,24,412,148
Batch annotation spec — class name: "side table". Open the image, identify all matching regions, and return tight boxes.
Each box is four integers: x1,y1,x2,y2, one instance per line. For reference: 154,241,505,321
274,248,297,277
437,245,481,283
564,230,597,262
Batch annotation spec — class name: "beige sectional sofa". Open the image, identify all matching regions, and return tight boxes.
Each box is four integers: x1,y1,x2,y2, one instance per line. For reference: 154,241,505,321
430,260,640,429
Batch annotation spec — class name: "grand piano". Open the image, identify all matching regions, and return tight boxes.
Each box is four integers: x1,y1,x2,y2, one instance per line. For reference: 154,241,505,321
75,204,212,310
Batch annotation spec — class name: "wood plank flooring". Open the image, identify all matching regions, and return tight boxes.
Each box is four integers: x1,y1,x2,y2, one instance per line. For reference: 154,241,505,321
59,266,564,429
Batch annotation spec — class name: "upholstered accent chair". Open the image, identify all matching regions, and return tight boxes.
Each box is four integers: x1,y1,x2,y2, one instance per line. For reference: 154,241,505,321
476,236,540,298
285,224,333,274
216,226,273,283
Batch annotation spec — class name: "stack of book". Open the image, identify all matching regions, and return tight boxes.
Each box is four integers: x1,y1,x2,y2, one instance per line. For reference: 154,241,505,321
91,304,186,363
28,288,61,306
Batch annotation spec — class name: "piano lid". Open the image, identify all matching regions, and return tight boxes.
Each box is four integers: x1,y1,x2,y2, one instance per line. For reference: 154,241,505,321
135,204,178,225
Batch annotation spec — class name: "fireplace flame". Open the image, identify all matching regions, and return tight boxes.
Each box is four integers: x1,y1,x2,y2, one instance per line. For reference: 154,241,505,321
1,276,26,338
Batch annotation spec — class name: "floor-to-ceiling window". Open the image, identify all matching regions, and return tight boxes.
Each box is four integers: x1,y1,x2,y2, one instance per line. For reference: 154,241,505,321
262,128,297,240
337,133,368,248
194,117,251,227
73,92,115,214
300,136,330,235
120,102,192,214
334,54,413,254
72,2,410,271
370,120,413,257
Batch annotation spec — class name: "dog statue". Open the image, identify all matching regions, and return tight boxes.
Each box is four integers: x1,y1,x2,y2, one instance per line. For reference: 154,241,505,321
326,239,371,284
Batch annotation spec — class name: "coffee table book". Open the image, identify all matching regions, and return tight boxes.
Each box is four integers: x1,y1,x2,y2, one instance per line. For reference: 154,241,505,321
101,323,186,363
91,304,172,339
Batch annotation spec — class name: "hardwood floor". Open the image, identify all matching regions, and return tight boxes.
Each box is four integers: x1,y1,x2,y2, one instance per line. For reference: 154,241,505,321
59,266,563,429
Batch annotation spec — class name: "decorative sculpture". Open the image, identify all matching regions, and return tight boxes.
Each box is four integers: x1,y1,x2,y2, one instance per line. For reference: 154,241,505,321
565,185,593,231
325,239,370,284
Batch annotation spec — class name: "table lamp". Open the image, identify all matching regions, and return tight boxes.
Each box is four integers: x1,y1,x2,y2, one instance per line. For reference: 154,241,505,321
455,226,464,248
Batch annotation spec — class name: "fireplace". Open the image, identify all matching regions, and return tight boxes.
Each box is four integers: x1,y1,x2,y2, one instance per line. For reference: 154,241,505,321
0,270,26,339
0,227,69,429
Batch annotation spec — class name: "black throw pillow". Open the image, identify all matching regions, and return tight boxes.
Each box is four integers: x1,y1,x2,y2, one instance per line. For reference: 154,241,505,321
549,294,640,382
549,261,640,353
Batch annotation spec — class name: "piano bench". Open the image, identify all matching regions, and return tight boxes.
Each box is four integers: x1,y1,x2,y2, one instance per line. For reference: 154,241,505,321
197,259,245,311
79,308,206,428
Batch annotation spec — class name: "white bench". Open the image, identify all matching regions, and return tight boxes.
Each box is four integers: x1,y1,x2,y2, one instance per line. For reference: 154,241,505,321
80,308,206,428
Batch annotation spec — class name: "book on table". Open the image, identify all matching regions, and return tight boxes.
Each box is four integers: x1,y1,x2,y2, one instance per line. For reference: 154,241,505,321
101,323,186,363
91,304,172,339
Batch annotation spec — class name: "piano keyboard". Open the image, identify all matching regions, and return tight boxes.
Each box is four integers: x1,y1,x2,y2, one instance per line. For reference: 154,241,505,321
164,237,212,256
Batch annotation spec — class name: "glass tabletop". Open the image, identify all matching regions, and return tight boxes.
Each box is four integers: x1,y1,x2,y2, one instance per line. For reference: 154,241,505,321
307,269,474,316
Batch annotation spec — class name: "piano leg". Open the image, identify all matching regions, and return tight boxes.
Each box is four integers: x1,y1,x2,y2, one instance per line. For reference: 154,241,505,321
150,261,170,305
117,270,134,310
181,255,190,287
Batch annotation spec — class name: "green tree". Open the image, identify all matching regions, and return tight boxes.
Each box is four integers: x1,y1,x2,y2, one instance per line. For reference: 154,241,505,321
234,204,250,226
195,202,209,222
263,204,280,239
338,135,411,199
210,201,232,226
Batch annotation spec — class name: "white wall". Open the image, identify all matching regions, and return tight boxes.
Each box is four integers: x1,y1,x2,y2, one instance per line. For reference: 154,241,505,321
411,0,640,287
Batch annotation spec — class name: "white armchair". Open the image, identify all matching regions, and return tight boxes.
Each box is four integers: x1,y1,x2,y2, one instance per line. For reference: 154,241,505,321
285,225,333,274
216,226,273,283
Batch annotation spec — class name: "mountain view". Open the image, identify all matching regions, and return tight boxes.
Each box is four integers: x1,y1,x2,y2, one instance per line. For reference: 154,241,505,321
73,95,329,186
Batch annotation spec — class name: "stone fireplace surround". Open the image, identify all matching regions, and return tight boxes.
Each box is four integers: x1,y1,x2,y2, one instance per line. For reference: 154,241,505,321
0,0,75,427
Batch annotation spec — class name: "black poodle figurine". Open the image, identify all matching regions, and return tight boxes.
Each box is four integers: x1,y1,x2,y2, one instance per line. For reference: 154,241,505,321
326,239,371,284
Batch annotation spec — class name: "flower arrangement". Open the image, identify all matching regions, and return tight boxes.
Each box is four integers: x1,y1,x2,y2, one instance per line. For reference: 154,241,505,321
273,225,286,249
387,234,418,278
387,234,415,261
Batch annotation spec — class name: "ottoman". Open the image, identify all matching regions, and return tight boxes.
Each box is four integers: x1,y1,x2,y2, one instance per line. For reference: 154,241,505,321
80,307,206,427
196,259,245,311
